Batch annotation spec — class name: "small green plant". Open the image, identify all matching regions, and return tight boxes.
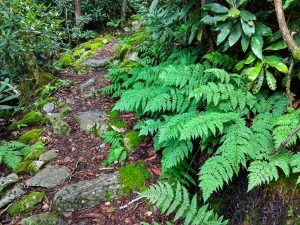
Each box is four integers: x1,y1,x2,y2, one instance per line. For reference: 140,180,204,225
0,78,20,110
0,141,34,170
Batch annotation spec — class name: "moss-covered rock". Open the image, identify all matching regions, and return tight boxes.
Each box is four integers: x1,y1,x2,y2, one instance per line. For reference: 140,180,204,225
109,120,128,133
20,213,67,225
119,161,151,194
24,147,45,161
123,131,144,153
19,129,43,145
27,160,46,175
12,111,45,130
9,192,45,216
118,44,132,62
34,97,57,109
14,161,32,175
59,52,74,67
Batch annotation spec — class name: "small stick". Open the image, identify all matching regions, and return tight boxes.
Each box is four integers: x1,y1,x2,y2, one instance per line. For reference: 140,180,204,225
98,167,115,171
269,123,300,156
119,196,145,210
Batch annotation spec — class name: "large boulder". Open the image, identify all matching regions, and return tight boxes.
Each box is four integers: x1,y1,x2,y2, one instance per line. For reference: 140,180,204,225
25,166,71,188
20,213,67,225
53,172,120,211
74,111,108,135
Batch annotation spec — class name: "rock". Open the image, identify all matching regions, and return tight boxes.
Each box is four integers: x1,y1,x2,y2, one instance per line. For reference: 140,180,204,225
46,113,72,137
74,111,108,135
132,21,142,32
0,174,19,194
82,77,95,87
128,52,139,62
9,192,45,216
27,160,45,175
103,39,109,44
81,86,97,99
0,185,25,208
53,172,120,211
123,27,131,32
20,213,68,225
25,166,70,188
83,57,110,70
42,102,55,113
39,150,57,162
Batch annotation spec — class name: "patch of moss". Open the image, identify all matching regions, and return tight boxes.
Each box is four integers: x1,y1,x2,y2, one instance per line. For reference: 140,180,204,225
119,161,151,194
123,131,144,152
9,192,45,216
24,147,45,161
14,160,31,174
35,97,57,109
59,52,74,67
109,110,119,119
19,129,43,145
109,120,128,129
118,44,132,61
127,33,146,45
12,111,45,130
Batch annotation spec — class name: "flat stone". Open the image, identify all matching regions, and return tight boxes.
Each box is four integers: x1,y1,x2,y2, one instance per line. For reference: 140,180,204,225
83,57,110,69
0,174,19,194
46,113,72,137
25,166,71,188
39,150,57,162
0,185,25,208
74,111,108,135
21,213,68,225
53,172,120,211
42,102,55,113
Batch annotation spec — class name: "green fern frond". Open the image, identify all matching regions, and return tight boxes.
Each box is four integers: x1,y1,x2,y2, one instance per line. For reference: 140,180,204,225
141,182,228,225
101,131,123,148
0,141,32,170
162,140,193,169
203,52,238,71
247,151,292,191
291,153,300,184
273,109,300,148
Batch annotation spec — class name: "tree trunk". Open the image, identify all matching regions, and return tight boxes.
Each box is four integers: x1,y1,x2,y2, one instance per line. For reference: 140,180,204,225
74,0,81,28
121,0,128,23
274,0,300,60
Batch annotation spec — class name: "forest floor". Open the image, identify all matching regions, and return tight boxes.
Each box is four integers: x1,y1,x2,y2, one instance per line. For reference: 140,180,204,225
0,39,169,225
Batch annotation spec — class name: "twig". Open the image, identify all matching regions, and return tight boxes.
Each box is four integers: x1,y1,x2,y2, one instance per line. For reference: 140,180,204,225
98,167,115,171
119,196,145,210
269,123,300,156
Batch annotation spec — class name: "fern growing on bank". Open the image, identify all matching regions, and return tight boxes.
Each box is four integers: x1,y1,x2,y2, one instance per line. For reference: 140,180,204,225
0,141,35,170
141,182,228,225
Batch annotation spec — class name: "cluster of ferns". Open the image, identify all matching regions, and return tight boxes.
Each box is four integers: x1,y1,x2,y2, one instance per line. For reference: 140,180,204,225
102,49,300,224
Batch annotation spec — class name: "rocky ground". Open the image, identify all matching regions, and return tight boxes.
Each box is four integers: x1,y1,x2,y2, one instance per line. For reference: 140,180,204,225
0,38,167,225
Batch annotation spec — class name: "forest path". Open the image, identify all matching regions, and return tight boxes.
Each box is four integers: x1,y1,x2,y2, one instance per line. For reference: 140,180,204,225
5,39,162,225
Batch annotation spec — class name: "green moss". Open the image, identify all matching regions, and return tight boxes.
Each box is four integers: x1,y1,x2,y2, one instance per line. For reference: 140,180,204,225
73,48,86,58
118,44,132,61
14,160,31,174
9,192,45,216
24,148,45,161
109,120,128,129
109,110,119,119
12,111,45,130
292,48,300,60
35,97,57,109
127,33,146,45
19,129,43,145
59,52,74,67
119,161,151,194
123,131,144,152
27,161,45,175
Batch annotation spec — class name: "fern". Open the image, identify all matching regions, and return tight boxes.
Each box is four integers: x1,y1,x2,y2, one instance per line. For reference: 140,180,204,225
247,151,293,191
141,182,228,225
273,109,300,148
0,141,34,170
203,52,238,71
101,130,123,148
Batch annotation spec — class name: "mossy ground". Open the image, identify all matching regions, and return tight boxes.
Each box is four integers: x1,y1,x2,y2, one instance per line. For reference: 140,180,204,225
119,161,151,194
34,97,57,109
19,129,43,145
12,111,45,130
9,192,45,216
109,110,120,119
109,120,128,129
